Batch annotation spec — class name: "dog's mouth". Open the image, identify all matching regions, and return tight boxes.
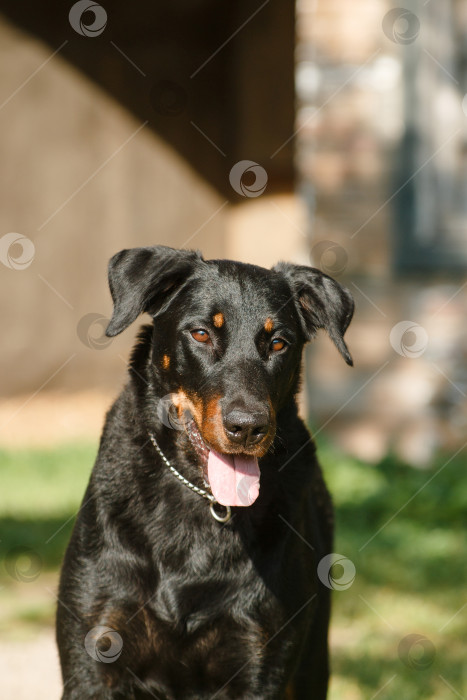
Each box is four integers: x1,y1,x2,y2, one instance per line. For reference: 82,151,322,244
185,418,261,508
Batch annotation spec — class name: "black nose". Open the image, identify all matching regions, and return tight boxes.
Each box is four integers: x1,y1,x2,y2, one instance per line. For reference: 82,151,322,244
223,409,270,447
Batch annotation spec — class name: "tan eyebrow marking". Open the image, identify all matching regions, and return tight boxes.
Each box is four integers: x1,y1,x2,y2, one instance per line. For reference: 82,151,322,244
162,354,170,370
264,317,274,333
213,312,224,328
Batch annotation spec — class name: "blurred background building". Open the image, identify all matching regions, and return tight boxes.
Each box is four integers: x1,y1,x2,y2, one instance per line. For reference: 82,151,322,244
297,0,467,464
0,0,466,465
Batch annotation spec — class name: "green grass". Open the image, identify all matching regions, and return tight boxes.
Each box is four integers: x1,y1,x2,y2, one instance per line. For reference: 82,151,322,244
0,440,466,698
318,443,467,699
0,442,97,518
0,442,96,577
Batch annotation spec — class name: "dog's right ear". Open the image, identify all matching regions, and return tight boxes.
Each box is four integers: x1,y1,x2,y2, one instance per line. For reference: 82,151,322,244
274,262,354,366
105,246,202,337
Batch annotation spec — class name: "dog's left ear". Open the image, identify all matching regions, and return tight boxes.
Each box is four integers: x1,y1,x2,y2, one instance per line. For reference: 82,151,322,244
106,245,202,337
274,263,354,366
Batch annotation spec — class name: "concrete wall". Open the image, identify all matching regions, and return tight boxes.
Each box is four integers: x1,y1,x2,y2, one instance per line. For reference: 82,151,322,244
0,17,229,397
0,12,305,407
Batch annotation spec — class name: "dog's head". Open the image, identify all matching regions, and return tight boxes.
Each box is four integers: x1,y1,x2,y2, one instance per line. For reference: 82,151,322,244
106,245,354,507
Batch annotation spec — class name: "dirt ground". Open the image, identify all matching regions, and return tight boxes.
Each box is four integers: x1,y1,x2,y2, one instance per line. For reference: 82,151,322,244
0,389,113,447
0,630,62,699
1,391,112,698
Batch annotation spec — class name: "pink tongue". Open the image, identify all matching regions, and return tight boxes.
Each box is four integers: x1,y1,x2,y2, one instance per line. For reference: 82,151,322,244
207,450,260,507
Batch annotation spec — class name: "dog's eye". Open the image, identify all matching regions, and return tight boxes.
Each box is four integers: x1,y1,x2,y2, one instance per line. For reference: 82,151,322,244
271,338,287,352
191,329,210,344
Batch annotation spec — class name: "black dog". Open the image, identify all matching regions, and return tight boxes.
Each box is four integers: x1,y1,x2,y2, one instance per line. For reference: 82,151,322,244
56,246,354,699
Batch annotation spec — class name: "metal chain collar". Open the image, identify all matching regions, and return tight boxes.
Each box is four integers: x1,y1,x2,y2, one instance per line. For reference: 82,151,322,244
148,432,232,523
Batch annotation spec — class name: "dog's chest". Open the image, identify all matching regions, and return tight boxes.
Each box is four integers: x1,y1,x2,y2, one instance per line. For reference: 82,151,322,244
139,607,266,698
124,540,286,697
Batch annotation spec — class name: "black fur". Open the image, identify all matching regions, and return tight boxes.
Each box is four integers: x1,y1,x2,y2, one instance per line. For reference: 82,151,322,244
56,246,354,699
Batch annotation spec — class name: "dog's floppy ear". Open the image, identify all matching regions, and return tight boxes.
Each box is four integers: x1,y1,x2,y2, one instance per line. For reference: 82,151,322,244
106,245,202,337
274,262,354,366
